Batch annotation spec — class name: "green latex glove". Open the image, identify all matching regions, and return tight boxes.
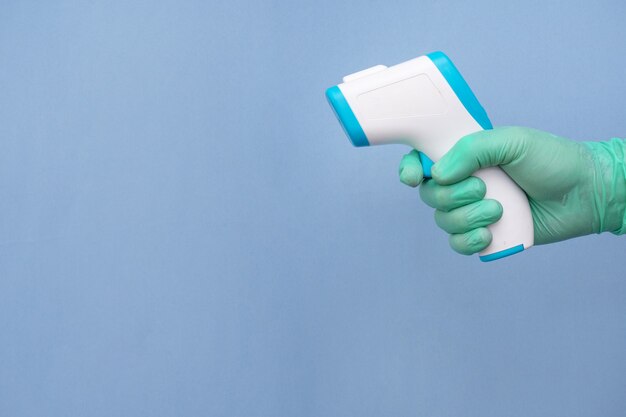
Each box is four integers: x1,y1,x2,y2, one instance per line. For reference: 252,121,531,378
398,126,626,255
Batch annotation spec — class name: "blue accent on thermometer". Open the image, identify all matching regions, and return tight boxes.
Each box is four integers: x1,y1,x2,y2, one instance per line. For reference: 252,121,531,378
427,51,493,130
325,85,370,147
479,244,524,262
418,152,434,178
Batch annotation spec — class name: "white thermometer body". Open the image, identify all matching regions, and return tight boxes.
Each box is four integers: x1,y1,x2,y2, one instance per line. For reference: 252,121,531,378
326,52,534,261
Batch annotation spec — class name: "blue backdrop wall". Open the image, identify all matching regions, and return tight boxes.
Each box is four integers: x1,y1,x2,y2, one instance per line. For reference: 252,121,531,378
1,1,625,416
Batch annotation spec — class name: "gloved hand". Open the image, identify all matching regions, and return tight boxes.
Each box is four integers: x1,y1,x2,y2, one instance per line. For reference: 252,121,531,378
398,126,626,255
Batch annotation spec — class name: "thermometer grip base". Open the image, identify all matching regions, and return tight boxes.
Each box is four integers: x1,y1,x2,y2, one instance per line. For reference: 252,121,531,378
473,166,534,261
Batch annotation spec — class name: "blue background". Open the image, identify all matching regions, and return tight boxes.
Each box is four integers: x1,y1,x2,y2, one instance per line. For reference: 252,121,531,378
1,1,625,416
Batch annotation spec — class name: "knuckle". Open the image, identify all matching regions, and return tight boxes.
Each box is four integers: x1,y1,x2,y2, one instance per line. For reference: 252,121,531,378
503,125,528,139
499,126,530,150
456,135,475,154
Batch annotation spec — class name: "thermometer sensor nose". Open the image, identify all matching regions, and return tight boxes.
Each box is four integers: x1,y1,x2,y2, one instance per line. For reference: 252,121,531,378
325,85,370,147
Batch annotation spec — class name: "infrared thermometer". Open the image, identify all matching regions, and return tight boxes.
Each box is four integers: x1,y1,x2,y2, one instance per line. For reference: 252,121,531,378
326,51,533,261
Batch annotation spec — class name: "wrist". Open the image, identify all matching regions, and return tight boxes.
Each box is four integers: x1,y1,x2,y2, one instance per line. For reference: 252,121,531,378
583,138,626,234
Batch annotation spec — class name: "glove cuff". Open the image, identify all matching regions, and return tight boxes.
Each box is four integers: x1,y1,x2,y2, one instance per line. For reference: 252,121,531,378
611,138,626,235
584,139,626,235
